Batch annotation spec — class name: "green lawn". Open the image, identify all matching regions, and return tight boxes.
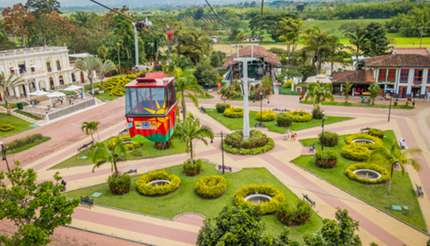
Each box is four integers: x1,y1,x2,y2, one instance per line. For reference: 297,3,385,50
206,108,352,134
0,113,33,137
293,131,427,232
7,136,51,154
51,137,187,169
65,162,322,241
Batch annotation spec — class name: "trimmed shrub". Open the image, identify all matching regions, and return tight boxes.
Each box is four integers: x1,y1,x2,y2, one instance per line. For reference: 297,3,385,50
0,123,15,132
195,175,227,199
108,174,131,195
233,184,285,215
345,163,389,184
319,131,338,147
223,130,274,155
315,150,337,168
277,200,312,226
256,111,276,122
6,134,50,153
341,143,371,161
368,128,385,139
312,107,324,119
344,133,383,149
183,159,203,176
276,113,292,127
216,103,231,113
223,107,243,118
135,170,181,196
286,111,312,122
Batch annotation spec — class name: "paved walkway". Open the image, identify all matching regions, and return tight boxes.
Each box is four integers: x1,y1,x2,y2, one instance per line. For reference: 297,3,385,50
2,94,430,245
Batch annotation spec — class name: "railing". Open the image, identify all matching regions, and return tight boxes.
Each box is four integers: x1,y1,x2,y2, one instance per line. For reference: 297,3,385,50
47,98,96,120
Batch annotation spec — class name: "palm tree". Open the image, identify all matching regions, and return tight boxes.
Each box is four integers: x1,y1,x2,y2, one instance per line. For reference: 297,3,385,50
0,72,24,113
371,143,420,193
90,137,126,175
303,27,333,74
174,68,204,121
343,81,353,103
278,17,302,63
98,60,116,87
305,82,333,109
81,121,99,143
344,25,368,66
75,56,102,95
368,83,381,105
175,114,214,162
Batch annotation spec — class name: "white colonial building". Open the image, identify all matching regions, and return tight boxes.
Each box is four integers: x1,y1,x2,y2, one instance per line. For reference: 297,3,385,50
0,46,88,99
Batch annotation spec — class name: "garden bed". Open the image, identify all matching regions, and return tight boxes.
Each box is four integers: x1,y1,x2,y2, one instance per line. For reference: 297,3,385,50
0,113,33,137
50,136,186,169
65,161,322,241
6,134,50,154
206,108,352,134
293,130,427,232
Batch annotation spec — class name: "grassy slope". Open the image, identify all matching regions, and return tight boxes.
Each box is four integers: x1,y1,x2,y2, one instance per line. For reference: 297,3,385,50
66,162,322,241
51,137,187,169
0,113,32,137
206,108,352,134
293,131,427,232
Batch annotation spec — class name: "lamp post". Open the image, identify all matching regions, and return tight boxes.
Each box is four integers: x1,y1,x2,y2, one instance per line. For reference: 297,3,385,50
257,91,264,127
387,94,393,122
321,116,326,152
0,142,11,173
221,131,225,174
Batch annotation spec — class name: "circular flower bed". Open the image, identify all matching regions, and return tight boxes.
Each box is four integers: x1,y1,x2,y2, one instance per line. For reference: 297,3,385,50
223,130,274,155
223,107,243,118
135,170,181,196
285,111,312,122
234,184,285,215
345,163,389,184
195,175,227,199
341,143,371,161
256,111,276,122
344,133,383,149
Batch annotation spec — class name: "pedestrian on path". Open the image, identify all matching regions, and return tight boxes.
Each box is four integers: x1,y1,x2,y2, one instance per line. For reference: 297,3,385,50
291,132,297,141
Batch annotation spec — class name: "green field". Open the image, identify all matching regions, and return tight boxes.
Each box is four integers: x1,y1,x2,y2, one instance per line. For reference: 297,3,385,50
0,113,33,137
206,108,352,134
51,136,187,169
293,131,427,232
304,18,389,38
66,162,322,241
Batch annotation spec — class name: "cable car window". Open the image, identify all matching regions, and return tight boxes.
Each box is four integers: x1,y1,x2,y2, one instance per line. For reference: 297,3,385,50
126,87,166,116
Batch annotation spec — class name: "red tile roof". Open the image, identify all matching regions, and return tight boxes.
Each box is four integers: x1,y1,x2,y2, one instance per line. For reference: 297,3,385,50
224,45,281,68
332,70,375,84
392,48,430,56
365,54,430,67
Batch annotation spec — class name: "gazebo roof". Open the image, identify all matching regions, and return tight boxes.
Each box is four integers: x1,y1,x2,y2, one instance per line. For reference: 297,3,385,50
224,46,281,68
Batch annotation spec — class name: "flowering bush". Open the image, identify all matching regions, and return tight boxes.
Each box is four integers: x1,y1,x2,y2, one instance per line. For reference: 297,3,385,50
223,107,243,118
285,111,312,122
195,175,227,199
255,111,276,122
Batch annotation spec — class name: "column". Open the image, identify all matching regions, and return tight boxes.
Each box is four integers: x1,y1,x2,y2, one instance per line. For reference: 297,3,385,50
44,80,50,91
374,69,379,83
14,86,20,98
35,79,40,91
24,84,30,98
406,68,414,96
394,68,400,94
422,69,429,96
53,76,60,88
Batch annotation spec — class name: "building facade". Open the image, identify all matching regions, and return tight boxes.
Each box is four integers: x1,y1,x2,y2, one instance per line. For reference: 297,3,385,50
365,49,430,98
0,46,88,99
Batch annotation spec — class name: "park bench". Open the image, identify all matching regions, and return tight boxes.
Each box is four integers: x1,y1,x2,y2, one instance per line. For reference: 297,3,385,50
360,127,370,133
273,108,288,112
118,128,128,135
303,194,316,207
416,184,424,197
217,165,232,173
80,196,94,208
77,141,94,151
125,169,138,174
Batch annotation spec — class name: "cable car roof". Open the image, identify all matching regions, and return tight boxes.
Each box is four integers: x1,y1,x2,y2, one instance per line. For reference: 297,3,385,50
126,72,175,88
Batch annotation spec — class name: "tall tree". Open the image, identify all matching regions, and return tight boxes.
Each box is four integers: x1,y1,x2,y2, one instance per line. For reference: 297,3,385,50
278,17,302,63
363,23,389,56
0,72,24,113
25,0,60,15
81,121,100,143
175,114,214,162
75,56,102,95
175,28,211,66
174,68,204,121
303,27,334,74
344,25,368,64
0,164,79,246
1,4,34,46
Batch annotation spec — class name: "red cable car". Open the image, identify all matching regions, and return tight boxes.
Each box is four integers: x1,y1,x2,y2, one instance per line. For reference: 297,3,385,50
125,72,177,143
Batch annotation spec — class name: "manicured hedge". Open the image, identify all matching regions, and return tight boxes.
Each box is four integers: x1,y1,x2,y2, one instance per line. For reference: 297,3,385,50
285,111,312,122
345,163,389,184
276,113,292,127
315,150,337,168
341,143,371,161
277,200,312,226
0,123,15,132
344,133,383,149
319,131,338,147
183,159,203,176
256,111,276,122
6,134,50,154
108,174,131,195
223,107,243,118
223,130,274,155
135,170,181,196
216,103,231,113
195,175,227,199
368,128,385,139
233,184,285,215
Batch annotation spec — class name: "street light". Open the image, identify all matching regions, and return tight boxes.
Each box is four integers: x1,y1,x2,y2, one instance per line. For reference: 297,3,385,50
257,91,264,127
0,142,11,173
321,116,326,152
387,94,393,122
